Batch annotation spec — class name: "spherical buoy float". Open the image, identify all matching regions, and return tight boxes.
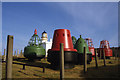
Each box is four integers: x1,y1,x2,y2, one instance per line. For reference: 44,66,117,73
24,29,46,60
47,29,78,69
74,35,92,64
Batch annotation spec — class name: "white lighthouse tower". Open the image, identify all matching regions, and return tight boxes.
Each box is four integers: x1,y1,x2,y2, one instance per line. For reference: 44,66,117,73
40,31,52,57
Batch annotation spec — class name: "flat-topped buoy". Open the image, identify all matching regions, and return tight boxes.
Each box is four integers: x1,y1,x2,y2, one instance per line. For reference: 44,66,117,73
99,40,112,59
47,29,78,69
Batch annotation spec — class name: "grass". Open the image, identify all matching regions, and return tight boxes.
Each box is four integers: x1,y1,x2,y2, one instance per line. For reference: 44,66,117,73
2,57,120,79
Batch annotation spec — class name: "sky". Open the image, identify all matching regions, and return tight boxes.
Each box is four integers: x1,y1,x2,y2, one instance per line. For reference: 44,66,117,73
2,2,118,55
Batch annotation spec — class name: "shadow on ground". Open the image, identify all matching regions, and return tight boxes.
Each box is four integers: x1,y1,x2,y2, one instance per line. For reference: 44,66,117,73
12,57,64,70
2,57,120,80
12,57,51,69
79,64,120,80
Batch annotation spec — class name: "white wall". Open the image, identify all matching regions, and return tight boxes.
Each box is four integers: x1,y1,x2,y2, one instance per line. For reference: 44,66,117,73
41,39,52,57
45,42,52,57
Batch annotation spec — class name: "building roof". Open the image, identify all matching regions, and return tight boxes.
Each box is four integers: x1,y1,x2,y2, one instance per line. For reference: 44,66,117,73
42,31,47,34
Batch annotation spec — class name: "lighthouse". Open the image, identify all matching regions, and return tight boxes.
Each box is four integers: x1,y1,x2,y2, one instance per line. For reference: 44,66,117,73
41,31,48,43
40,31,52,57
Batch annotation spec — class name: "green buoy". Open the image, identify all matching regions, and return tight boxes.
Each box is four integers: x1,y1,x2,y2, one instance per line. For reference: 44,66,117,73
24,29,45,60
74,35,92,64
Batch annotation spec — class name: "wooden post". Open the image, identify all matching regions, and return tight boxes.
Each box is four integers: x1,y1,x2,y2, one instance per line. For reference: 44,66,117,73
3,49,6,61
23,64,25,70
113,47,116,60
103,50,106,67
5,35,13,79
115,48,117,60
0,52,1,80
43,66,45,73
83,47,87,73
14,50,16,56
20,50,22,57
99,50,101,59
95,49,98,68
17,49,19,57
117,47,120,59
60,43,64,80
117,47,119,59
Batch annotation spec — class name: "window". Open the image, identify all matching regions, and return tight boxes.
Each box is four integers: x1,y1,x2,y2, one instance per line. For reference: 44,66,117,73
63,33,65,36
67,34,70,37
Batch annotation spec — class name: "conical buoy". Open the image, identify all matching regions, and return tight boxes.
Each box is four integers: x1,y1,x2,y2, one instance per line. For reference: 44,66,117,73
75,35,92,64
47,29,78,69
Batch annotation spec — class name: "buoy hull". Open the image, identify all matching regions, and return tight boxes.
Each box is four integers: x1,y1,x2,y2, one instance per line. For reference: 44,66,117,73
77,53,92,65
24,46,45,60
47,29,78,69
98,48,112,59
47,50,78,69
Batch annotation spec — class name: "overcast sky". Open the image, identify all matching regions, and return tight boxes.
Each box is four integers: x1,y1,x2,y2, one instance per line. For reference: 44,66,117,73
2,2,118,55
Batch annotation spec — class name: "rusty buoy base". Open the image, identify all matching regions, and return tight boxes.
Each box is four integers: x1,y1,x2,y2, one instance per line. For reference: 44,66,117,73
47,51,78,70
77,53,92,65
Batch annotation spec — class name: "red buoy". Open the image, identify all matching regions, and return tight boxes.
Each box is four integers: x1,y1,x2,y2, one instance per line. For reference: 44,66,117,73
85,38,95,60
47,29,77,69
49,29,77,52
99,40,112,59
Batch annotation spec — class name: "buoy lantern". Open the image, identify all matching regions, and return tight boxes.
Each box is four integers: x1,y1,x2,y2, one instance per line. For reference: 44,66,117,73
47,29,78,69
